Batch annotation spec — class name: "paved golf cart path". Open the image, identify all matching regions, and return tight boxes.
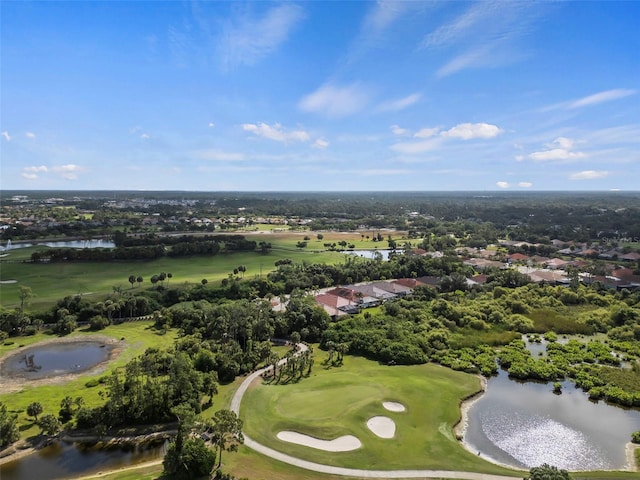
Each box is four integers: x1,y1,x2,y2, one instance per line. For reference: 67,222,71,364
231,344,522,480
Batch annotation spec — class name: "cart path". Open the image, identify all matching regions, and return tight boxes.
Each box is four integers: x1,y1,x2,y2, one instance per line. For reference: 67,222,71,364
230,345,522,480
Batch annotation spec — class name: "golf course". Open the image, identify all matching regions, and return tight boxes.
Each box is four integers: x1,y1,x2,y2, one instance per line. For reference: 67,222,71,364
237,348,521,476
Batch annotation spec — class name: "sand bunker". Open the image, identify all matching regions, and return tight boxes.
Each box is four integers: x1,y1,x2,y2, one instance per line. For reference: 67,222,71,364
367,416,396,438
382,401,406,412
0,280,17,284
277,431,362,452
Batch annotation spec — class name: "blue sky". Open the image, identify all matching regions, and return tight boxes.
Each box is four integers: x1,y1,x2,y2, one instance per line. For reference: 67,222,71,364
1,1,639,191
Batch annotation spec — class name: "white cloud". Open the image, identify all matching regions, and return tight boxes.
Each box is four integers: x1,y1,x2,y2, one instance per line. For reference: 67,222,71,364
568,89,636,109
436,45,498,77
52,164,86,180
529,149,585,161
21,165,48,179
569,170,609,180
25,132,36,139
390,125,410,136
363,0,410,32
361,168,410,176
390,122,502,155
528,137,585,161
391,137,442,154
424,1,545,77
219,4,305,70
518,182,533,188
496,181,510,189
24,165,48,173
242,122,310,143
423,1,497,48
440,122,503,140
377,93,422,112
1,131,10,142
312,138,329,149
414,127,440,138
193,149,245,161
514,155,525,162
208,122,215,128
140,133,150,140
553,137,574,149
298,83,370,117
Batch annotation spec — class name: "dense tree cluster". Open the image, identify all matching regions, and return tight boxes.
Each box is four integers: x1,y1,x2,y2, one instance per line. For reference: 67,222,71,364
76,348,220,429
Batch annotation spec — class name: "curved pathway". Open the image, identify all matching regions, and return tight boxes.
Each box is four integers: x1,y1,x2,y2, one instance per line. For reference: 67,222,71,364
230,345,522,480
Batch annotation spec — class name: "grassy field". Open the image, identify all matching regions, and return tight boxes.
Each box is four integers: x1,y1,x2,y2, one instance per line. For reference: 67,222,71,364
0,244,345,310
240,349,519,476
0,322,178,440
0,229,414,310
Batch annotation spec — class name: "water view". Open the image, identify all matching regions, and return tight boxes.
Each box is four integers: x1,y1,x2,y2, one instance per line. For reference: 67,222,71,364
0,439,167,480
342,249,392,260
0,239,115,252
0,341,114,381
464,370,640,470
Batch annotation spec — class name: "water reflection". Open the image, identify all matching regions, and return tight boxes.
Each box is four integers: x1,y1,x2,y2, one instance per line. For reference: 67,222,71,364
0,440,167,480
1,342,113,380
0,239,115,252
465,370,640,470
342,249,392,260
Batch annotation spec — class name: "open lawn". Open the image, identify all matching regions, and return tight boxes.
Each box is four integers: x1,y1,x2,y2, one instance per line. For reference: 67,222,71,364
0,321,178,440
0,244,343,310
240,350,518,476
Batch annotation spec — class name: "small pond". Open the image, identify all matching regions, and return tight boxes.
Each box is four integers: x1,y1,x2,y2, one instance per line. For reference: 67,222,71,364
0,341,114,380
0,439,167,480
464,369,640,470
342,249,392,260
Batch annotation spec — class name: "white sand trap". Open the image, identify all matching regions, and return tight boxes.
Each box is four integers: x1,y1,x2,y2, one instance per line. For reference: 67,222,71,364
382,401,406,412
277,431,362,452
0,280,17,284
367,416,396,438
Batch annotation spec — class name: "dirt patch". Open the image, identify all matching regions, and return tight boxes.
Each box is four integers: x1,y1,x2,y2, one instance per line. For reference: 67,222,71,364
0,335,125,393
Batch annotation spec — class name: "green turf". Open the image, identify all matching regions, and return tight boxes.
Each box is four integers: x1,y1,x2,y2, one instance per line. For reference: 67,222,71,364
240,350,520,475
0,246,343,310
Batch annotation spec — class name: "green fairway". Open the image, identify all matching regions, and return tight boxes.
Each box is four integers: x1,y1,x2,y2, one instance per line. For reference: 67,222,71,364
240,351,519,476
0,245,343,310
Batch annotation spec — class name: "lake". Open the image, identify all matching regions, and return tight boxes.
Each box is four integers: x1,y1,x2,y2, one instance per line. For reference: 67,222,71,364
0,239,115,252
464,369,640,470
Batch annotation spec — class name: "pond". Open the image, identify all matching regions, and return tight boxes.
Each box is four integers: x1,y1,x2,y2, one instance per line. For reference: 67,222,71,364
0,439,167,480
0,341,114,381
342,249,392,260
0,239,115,252
464,369,640,470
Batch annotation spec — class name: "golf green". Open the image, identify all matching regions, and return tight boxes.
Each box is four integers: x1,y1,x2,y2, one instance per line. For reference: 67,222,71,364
240,353,516,475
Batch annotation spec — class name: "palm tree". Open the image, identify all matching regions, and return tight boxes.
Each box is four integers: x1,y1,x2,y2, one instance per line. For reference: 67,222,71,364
210,409,244,468
26,401,43,423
